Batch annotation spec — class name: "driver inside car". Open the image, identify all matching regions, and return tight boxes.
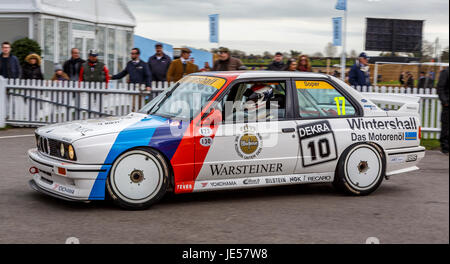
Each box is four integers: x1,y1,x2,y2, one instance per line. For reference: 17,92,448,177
240,84,275,121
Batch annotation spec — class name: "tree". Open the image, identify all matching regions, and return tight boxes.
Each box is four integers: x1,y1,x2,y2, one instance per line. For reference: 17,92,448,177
290,50,302,58
11,38,42,65
441,46,449,62
263,51,273,59
312,52,324,57
230,49,246,59
412,40,435,61
324,42,337,57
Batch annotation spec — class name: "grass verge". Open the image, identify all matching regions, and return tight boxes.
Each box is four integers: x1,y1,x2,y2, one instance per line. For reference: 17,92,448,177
421,139,441,150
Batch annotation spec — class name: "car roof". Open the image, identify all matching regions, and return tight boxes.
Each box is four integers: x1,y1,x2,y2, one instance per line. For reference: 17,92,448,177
192,71,330,80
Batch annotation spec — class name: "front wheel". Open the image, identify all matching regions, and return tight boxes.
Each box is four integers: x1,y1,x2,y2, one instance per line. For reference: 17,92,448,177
106,148,169,210
333,143,385,196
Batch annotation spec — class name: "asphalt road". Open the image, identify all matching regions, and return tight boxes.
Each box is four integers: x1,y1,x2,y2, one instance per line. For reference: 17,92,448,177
0,128,448,244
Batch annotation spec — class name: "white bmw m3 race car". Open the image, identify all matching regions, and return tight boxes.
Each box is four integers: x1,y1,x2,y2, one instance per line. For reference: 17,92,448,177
28,71,425,209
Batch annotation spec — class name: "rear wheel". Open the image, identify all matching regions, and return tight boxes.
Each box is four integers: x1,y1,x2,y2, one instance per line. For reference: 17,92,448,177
106,148,169,210
333,143,385,196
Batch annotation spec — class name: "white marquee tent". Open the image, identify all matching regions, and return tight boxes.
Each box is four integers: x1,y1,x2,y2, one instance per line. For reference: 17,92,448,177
0,0,136,77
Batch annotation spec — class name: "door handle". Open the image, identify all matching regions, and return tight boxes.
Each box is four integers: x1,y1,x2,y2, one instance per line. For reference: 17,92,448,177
282,128,296,133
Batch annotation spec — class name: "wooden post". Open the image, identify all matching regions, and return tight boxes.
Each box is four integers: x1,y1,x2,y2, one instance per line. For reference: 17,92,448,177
326,58,331,75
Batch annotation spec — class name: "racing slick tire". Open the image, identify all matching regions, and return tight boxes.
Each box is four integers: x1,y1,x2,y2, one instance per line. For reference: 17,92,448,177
106,147,169,210
333,143,386,196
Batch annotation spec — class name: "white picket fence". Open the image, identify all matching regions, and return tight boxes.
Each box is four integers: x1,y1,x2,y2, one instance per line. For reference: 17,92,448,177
0,77,443,139
0,78,168,127
354,85,441,139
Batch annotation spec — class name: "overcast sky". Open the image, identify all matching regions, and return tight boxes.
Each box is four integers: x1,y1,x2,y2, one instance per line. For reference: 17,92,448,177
126,0,449,56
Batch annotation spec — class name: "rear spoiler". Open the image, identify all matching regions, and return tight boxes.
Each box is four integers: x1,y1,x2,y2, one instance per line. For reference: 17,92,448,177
362,92,421,113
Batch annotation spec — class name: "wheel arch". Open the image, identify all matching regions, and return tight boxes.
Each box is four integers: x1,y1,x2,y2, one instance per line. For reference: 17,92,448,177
106,145,175,191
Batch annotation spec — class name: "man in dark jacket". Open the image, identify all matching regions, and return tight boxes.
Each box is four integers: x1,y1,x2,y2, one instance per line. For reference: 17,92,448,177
267,52,285,71
79,50,109,84
112,48,152,89
405,71,414,88
147,43,171,82
437,67,449,154
0,41,21,79
212,47,243,71
417,72,427,88
63,48,85,81
348,52,370,87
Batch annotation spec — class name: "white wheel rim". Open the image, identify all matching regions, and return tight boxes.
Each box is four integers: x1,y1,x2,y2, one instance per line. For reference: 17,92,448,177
344,145,382,191
110,150,163,203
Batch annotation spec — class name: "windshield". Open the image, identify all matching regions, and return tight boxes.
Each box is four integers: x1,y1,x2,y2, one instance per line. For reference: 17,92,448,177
139,75,226,119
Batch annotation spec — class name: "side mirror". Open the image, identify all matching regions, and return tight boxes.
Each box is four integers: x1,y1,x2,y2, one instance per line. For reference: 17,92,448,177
201,107,222,126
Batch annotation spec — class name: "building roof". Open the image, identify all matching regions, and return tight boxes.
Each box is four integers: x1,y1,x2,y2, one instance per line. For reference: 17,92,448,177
0,0,136,27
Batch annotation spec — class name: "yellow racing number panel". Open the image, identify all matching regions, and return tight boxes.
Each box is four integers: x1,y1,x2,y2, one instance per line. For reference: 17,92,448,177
179,76,226,89
295,80,335,90
296,80,347,116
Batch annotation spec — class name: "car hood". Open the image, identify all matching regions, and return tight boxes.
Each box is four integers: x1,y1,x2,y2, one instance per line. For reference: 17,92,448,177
35,113,169,143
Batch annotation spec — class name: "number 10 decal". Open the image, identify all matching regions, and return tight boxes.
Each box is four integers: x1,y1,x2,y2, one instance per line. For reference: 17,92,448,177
297,120,338,167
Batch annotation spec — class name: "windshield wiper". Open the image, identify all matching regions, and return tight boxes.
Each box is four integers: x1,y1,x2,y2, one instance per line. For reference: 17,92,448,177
147,85,177,114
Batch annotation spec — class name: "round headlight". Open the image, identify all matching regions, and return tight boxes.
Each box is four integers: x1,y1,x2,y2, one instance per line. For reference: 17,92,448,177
68,145,75,160
60,143,65,157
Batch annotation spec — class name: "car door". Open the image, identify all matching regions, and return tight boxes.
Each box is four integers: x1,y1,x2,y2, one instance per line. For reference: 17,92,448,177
291,78,361,176
194,78,300,185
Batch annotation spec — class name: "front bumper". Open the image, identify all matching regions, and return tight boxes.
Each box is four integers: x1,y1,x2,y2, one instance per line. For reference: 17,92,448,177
28,148,110,201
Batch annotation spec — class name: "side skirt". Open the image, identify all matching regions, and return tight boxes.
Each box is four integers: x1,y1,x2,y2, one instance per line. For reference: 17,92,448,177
192,172,335,192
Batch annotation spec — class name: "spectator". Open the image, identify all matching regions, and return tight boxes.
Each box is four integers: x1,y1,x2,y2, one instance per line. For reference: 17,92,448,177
417,71,427,88
112,48,151,90
51,64,69,81
147,43,171,82
349,52,371,87
405,71,414,88
429,70,436,83
437,67,449,154
399,71,405,85
333,69,340,77
0,41,21,79
212,47,243,71
63,48,85,81
267,52,285,71
297,55,312,72
21,53,43,80
427,72,435,88
166,48,198,83
200,62,211,72
285,59,298,71
79,50,109,84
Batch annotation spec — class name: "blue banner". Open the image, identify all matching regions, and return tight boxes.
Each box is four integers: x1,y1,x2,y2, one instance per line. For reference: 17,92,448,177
209,14,219,43
332,17,342,46
335,0,347,10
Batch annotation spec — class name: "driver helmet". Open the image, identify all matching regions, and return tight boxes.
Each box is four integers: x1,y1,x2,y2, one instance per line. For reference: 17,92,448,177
243,84,273,111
